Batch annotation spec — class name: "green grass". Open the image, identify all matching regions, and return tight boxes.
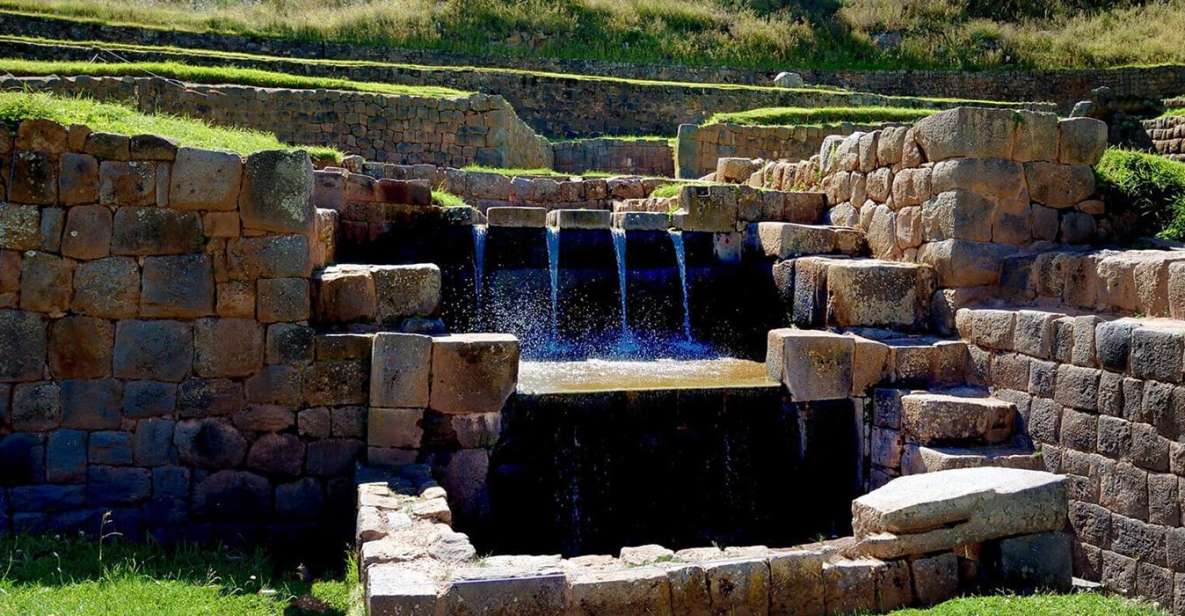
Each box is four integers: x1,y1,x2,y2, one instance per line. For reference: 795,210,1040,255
0,58,468,99
889,592,1166,615
6,0,1185,71
432,190,468,208
0,91,342,161
706,106,936,127
1161,108,1185,118
1095,148,1185,242
0,533,360,616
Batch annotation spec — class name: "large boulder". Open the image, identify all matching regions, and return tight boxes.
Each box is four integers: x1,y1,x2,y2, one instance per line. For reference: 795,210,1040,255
913,107,1024,162
850,467,1067,559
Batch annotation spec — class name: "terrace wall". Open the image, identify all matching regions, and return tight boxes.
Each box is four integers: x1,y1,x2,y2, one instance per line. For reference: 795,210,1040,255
4,11,1185,110
6,75,553,169
1144,116,1185,162
0,37,1053,140
0,118,385,543
676,120,902,179
551,138,673,177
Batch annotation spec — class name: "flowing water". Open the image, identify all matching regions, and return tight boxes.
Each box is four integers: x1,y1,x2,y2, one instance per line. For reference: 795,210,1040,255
670,230,694,341
546,226,560,341
471,224,487,316
610,228,635,350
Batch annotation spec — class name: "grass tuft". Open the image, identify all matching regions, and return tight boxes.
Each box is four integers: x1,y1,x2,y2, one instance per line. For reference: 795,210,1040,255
0,91,342,160
888,591,1166,615
1095,148,1185,242
706,106,935,127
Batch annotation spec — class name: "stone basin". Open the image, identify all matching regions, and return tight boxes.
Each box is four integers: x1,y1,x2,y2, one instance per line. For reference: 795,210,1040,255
516,357,774,394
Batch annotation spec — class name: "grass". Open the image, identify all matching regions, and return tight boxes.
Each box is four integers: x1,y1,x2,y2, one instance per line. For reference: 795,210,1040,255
0,533,360,616
1095,148,1185,242
432,190,468,208
5,0,1185,71
706,106,936,127
0,58,468,98
1161,108,1185,118
0,91,342,161
888,592,1166,615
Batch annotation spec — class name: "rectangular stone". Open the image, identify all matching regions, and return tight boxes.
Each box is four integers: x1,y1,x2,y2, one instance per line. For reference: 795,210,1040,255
429,334,519,415
774,330,853,402
370,333,432,408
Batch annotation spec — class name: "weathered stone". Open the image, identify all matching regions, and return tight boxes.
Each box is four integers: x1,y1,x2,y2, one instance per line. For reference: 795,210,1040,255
174,419,247,469
12,381,61,431
366,565,438,616
0,204,40,251
1054,364,1100,411
1130,326,1184,384
851,467,1067,559
910,552,958,605
373,265,441,322
901,393,1015,445
19,252,74,314
59,153,100,206
193,318,263,378
140,254,214,318
306,438,364,477
568,566,673,616
130,134,178,161
823,559,878,615
192,470,270,520
369,333,431,408
87,465,151,505
1058,117,1108,165
429,334,519,415
256,278,309,323
246,432,304,476
769,329,853,401
703,558,769,616
1024,162,1096,209
17,119,67,153
265,323,314,364
133,418,175,466
59,379,121,429
303,359,368,406
315,333,372,360
921,190,993,243
122,380,176,419
169,148,242,211
177,378,243,418
232,405,295,432
239,150,314,233
71,257,140,319
825,260,926,329
110,207,203,256
113,320,192,382
226,235,311,280
10,152,58,204
48,316,112,379
99,161,156,207
918,240,1013,288
88,431,132,466
46,429,87,483
60,205,113,260
0,309,45,382
913,107,1019,161
768,549,824,615
313,266,377,324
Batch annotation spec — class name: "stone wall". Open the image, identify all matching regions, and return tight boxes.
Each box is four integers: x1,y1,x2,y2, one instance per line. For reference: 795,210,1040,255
0,37,1049,140
0,117,400,543
4,10,1185,110
808,108,1110,292
551,138,673,177
1144,116,1185,162
8,75,553,169
676,121,904,179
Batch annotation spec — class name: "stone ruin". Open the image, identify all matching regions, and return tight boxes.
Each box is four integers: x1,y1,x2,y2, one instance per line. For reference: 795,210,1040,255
3,103,1185,614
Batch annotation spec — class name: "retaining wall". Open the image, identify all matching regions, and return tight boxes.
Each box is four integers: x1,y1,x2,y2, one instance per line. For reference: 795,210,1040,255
7,75,553,169
676,121,902,179
1144,116,1185,162
0,118,387,543
4,11,1184,110
0,36,1050,139
551,138,673,176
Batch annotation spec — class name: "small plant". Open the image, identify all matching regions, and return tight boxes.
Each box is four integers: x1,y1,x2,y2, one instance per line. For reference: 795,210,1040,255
1095,148,1185,242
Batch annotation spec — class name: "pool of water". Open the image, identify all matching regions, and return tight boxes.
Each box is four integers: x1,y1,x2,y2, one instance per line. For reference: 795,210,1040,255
517,357,774,394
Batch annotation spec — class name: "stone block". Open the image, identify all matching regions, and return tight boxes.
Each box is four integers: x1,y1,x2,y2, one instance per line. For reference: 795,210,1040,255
192,470,270,520
19,252,74,315
256,278,309,323
1054,364,1100,411
169,148,242,211
99,161,156,207
238,150,314,233
1130,326,1184,384
303,359,369,406
315,333,372,360
226,235,311,280
177,377,243,418
193,318,263,378
913,107,1019,161
370,333,432,408
825,260,926,329
0,309,45,383
367,408,424,450
1100,461,1148,520
88,431,132,466
245,365,302,406
703,558,769,616
306,438,364,477
750,222,835,259
1058,117,1108,165
680,185,737,233
232,405,295,432
87,465,150,506
429,334,519,415
0,204,40,251
921,190,993,243
246,432,304,476
48,316,113,379
59,153,100,206
133,418,175,466
901,393,1015,445
1024,162,1096,209
266,323,314,364
71,257,140,319
113,320,193,382
10,152,58,205
313,266,377,324
111,207,203,256
140,254,214,318
487,207,547,228
46,429,87,483
918,240,1013,288
276,477,323,519
823,559,878,615
910,552,958,605
568,566,673,616
12,381,60,431
373,265,441,322
130,134,178,161
17,119,67,153
61,205,113,260
768,550,823,616
366,565,438,616
174,418,247,469
216,281,254,318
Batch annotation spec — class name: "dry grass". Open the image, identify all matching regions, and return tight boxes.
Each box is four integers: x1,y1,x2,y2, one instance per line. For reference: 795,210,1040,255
3,0,1185,70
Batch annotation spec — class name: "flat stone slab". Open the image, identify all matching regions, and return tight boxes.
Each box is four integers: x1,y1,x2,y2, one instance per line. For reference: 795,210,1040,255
487,206,547,228
547,208,611,229
902,442,1043,474
850,467,1066,559
611,211,674,231
900,393,1015,445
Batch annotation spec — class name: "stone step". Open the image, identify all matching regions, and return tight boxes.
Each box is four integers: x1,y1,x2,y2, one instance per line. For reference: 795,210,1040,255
745,222,865,259
311,263,441,326
901,439,1043,475
775,257,936,331
900,391,1017,445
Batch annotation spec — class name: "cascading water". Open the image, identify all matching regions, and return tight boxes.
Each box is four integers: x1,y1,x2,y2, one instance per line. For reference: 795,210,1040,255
546,226,560,341
471,224,487,316
670,230,694,341
611,228,635,350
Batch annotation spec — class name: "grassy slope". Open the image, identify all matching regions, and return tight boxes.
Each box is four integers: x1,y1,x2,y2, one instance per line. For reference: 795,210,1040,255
0,534,359,616
0,57,468,98
1095,148,1185,241
3,0,1185,71
707,106,934,127
891,593,1166,615
0,91,342,160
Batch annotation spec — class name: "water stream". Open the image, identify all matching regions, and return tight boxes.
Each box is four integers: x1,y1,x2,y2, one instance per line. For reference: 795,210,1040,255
610,228,634,349
471,224,487,317
546,226,560,341
670,230,694,341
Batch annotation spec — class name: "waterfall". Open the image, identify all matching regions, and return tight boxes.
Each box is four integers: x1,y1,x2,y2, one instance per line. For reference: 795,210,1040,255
670,230,694,341
547,226,560,340
471,224,487,317
611,228,634,348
